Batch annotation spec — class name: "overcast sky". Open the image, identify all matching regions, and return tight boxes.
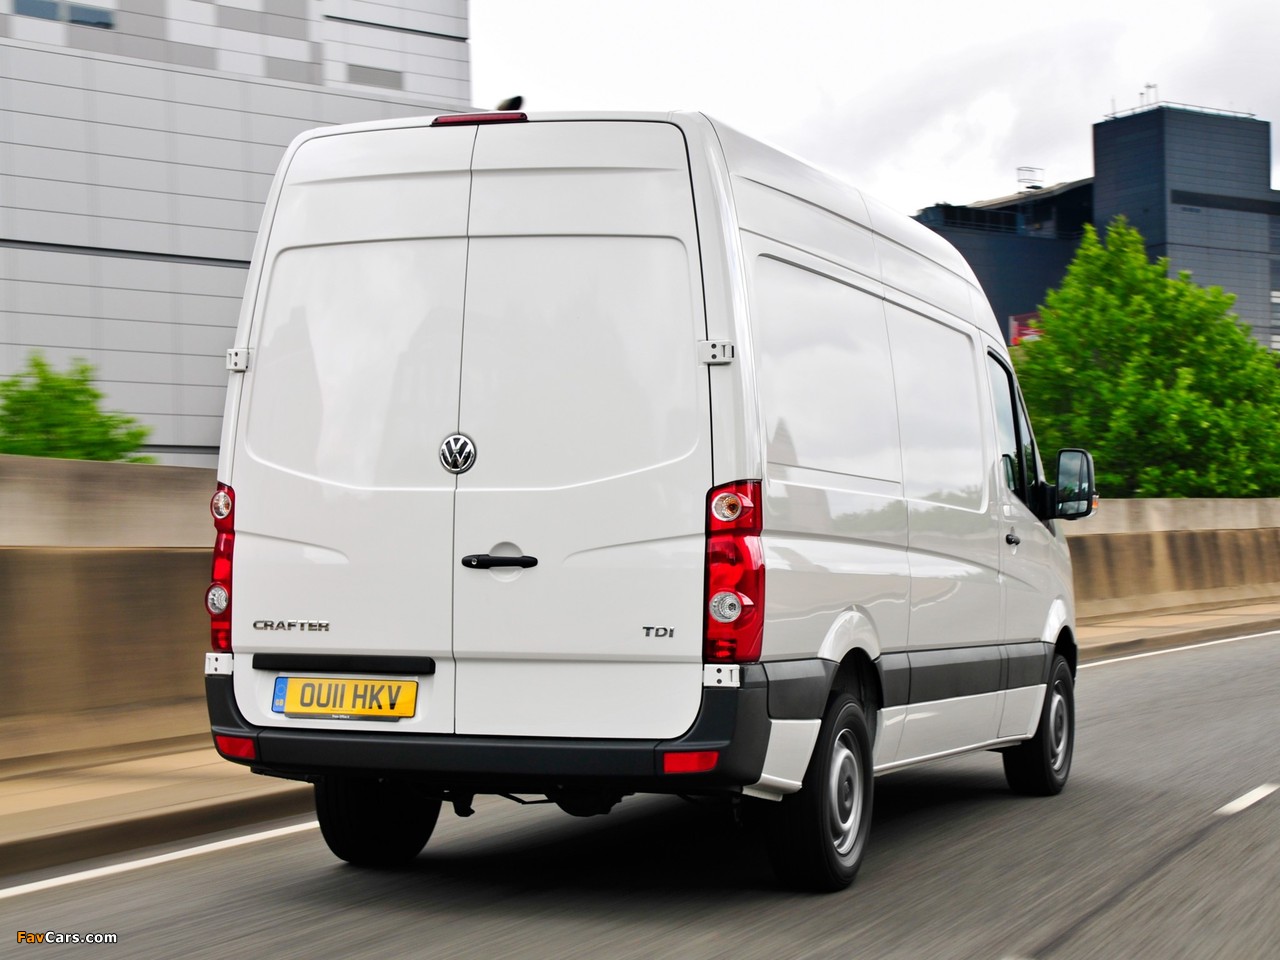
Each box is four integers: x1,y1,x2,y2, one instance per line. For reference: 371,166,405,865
469,0,1280,216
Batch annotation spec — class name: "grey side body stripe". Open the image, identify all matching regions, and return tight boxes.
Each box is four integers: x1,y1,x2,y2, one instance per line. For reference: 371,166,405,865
879,641,1053,708
759,642,1053,721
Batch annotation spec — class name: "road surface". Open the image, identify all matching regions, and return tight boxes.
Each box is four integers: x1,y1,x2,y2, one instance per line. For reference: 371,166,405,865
4,633,1277,959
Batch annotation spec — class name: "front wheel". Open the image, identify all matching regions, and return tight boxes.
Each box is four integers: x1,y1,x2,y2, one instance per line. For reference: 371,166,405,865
1003,654,1074,795
315,776,441,868
765,693,874,892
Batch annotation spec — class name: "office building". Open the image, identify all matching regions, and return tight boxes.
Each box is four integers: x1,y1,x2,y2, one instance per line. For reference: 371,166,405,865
918,104,1280,348
1,0,470,464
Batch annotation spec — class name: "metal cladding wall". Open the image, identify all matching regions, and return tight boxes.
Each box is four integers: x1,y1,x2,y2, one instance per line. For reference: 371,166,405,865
1094,107,1280,348
1092,107,1168,248
0,0,470,466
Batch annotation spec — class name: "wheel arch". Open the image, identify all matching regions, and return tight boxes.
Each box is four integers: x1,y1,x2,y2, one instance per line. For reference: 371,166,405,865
1040,597,1077,677
1055,624,1078,678
814,607,884,727
832,649,882,716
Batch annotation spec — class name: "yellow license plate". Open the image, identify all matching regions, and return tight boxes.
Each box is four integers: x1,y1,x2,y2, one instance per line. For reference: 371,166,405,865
272,677,417,720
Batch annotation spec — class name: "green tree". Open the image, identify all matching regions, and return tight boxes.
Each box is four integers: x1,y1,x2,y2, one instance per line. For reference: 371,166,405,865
1014,216,1280,498
0,353,153,463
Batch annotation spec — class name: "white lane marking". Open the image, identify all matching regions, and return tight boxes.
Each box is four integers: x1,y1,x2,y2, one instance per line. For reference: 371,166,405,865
0,821,318,902
1081,630,1277,669
1215,784,1279,817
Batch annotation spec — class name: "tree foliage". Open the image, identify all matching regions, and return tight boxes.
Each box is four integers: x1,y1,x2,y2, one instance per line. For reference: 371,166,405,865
0,353,153,463
1013,217,1280,498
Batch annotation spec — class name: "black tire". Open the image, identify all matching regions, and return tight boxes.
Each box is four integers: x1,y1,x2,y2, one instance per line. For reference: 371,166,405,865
1003,654,1074,796
765,693,874,892
314,776,441,868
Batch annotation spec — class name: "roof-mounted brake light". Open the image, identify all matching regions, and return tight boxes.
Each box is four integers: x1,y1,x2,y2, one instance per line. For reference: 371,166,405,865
431,112,528,126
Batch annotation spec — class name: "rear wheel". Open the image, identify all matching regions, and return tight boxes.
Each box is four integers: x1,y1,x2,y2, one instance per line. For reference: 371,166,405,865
1003,654,1074,795
765,693,874,892
314,776,441,867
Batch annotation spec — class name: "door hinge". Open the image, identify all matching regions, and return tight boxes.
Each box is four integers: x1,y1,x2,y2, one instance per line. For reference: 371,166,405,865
226,347,250,372
698,340,736,365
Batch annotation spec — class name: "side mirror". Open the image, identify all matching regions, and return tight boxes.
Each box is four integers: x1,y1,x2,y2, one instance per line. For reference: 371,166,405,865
1053,448,1096,520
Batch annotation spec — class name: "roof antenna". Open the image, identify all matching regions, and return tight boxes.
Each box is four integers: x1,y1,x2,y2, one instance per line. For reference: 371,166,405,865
496,96,523,111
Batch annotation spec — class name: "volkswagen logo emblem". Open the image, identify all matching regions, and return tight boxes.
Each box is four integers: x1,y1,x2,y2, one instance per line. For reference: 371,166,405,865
439,434,476,474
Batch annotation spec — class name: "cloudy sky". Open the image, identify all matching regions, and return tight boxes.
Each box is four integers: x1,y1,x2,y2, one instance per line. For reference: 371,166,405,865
470,0,1280,216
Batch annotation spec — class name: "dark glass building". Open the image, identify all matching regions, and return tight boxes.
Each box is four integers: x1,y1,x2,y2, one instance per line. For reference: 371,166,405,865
918,104,1280,348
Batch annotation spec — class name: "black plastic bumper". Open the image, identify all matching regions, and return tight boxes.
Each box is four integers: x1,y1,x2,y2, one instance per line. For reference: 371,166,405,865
206,665,773,794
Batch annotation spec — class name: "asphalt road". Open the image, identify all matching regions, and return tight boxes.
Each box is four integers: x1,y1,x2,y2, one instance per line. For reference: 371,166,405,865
4,633,1278,960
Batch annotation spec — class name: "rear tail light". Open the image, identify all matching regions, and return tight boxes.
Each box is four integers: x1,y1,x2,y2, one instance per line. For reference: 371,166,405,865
703,481,765,663
207,483,235,652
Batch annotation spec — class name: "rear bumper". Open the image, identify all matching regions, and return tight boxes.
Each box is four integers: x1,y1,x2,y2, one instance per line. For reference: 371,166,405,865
206,666,772,794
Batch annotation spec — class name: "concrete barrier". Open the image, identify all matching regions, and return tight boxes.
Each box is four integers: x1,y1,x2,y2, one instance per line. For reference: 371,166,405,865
0,454,213,548
0,548,208,717
1064,497,1280,535
1069,528,1280,618
1065,499,1280,617
0,455,216,761
3,455,1279,760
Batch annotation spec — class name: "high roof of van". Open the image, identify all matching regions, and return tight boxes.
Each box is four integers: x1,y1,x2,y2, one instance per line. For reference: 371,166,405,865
279,110,999,343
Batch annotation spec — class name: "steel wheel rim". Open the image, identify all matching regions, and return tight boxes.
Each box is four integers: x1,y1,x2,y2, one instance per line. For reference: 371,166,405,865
827,729,862,859
1049,680,1070,773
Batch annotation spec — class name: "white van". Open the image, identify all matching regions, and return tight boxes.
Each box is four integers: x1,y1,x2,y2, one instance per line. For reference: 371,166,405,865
204,110,1096,891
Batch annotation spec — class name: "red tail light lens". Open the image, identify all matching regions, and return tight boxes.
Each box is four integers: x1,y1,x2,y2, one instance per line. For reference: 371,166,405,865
215,734,256,761
208,483,235,652
703,481,765,663
662,750,719,774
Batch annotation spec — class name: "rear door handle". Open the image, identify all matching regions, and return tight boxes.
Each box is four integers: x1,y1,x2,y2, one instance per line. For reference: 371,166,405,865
1005,533,1021,546
461,554,538,569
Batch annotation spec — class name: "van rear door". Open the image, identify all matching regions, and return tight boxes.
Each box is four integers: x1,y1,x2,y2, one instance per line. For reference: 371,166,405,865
228,126,476,735
451,121,712,739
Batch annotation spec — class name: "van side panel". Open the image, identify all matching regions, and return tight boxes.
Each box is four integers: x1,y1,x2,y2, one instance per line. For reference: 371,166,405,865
731,177,880,280
710,119,873,238
885,301,1000,650
885,298,1005,757
876,236,974,323
862,193,983,284
719,127,1020,767
451,121,712,739
742,235,910,668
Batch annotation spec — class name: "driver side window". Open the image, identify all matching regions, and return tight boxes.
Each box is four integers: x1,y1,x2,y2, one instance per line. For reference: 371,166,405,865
987,354,1041,507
